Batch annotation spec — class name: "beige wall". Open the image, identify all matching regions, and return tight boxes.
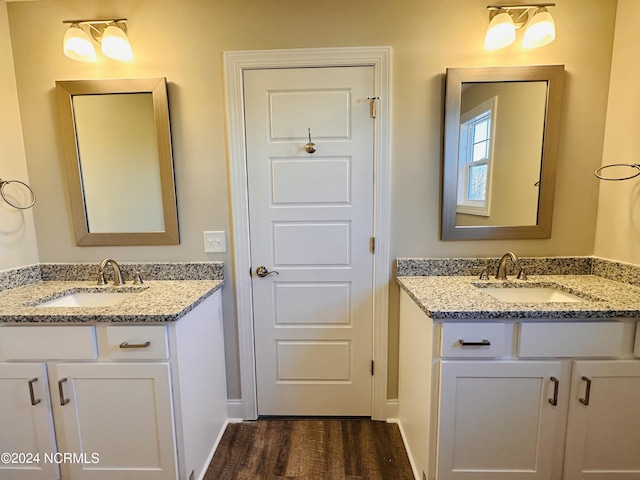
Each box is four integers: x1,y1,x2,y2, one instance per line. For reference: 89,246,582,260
594,0,640,264
0,1,39,270
6,0,618,400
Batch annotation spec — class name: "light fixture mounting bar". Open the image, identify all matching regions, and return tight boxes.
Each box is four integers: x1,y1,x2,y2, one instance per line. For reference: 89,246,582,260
486,3,555,10
486,4,554,29
62,18,127,25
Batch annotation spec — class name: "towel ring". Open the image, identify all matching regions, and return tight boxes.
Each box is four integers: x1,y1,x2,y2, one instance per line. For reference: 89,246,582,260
0,179,36,209
594,163,640,181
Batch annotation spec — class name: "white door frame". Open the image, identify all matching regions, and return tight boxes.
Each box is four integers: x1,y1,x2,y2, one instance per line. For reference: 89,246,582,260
224,47,392,420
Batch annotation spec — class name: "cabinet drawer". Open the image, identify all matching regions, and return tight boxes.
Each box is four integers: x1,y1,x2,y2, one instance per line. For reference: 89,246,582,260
0,325,97,360
519,322,624,358
441,323,506,358
102,325,168,360
635,322,640,358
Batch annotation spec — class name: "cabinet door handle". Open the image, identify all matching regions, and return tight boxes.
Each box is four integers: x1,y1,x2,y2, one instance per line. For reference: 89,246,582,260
579,376,592,406
119,341,151,349
58,378,69,406
549,377,559,406
458,339,491,346
28,377,41,406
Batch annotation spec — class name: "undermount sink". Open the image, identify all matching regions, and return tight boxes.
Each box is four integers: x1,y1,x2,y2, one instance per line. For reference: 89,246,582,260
478,286,585,303
35,292,135,308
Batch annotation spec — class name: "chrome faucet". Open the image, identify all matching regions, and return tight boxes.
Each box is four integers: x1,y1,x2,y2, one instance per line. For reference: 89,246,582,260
98,258,125,286
495,252,518,280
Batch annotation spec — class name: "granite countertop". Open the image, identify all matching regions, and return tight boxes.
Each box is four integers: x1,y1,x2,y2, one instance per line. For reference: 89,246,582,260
0,279,223,324
397,275,640,320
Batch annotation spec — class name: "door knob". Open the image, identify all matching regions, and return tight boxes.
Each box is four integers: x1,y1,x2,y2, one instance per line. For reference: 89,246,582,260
256,266,279,278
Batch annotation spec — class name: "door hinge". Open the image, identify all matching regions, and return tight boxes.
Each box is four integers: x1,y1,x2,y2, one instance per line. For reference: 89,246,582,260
367,96,379,118
371,360,375,376
370,237,375,254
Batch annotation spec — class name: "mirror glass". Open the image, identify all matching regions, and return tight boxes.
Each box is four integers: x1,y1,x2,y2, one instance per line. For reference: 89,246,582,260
441,65,564,240
56,78,179,246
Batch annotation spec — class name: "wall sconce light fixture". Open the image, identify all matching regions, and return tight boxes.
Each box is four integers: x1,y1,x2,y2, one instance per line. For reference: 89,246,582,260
484,4,556,50
63,19,133,62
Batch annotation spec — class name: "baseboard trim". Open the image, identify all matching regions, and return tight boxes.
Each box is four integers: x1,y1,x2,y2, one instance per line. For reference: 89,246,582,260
195,418,230,480
390,418,419,480
385,398,399,420
226,398,245,420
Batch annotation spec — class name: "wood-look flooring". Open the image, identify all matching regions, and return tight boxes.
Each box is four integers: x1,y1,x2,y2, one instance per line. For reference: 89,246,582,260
204,418,415,480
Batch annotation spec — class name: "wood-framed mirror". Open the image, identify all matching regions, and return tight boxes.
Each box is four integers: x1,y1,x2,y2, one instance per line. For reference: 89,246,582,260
56,77,179,246
441,65,564,240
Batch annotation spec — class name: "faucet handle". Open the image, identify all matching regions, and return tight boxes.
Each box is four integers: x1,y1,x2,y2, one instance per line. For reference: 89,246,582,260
471,267,490,280
96,269,108,285
478,267,490,280
517,266,528,281
132,271,148,285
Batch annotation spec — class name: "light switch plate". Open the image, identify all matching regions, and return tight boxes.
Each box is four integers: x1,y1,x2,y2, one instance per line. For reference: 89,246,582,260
203,231,226,253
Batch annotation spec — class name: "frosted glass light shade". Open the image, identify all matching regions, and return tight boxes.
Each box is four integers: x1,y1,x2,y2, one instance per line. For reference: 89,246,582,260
484,10,516,50
523,8,556,48
101,24,133,61
63,24,97,62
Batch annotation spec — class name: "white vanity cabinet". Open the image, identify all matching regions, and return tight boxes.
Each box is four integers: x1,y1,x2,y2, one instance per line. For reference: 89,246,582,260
0,289,227,480
563,360,640,479
0,362,59,480
51,362,177,480
438,360,563,480
398,290,640,480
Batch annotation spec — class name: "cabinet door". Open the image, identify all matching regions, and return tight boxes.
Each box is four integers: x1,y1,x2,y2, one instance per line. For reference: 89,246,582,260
437,361,562,480
564,360,640,480
54,362,177,480
0,363,59,480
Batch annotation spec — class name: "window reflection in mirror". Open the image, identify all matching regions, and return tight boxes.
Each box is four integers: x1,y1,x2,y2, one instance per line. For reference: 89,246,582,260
456,81,547,227
456,96,496,218
441,65,564,240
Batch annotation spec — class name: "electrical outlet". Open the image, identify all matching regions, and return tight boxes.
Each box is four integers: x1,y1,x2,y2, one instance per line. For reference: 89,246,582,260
203,231,226,253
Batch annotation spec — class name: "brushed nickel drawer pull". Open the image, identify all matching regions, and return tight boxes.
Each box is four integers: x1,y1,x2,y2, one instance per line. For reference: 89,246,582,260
549,377,559,406
579,376,592,406
58,378,69,406
28,377,41,406
458,339,491,347
119,341,151,349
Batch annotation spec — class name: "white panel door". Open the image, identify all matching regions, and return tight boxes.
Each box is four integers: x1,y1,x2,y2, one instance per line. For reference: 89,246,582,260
438,361,562,480
564,360,640,479
54,362,177,480
0,363,59,480
244,66,375,416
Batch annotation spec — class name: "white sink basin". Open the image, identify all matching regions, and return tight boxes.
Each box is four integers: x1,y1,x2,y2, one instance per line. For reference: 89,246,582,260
36,292,135,308
479,287,584,303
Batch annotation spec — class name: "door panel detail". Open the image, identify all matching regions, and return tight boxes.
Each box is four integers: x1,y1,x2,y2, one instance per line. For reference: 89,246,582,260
268,90,351,141
274,282,351,326
272,222,351,267
271,157,351,206
276,341,351,381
